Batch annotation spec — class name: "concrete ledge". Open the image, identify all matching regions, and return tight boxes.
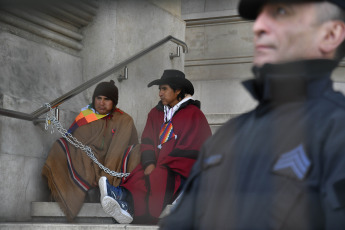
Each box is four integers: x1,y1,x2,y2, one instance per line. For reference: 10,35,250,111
205,113,241,133
0,1,98,52
31,202,114,224
185,56,253,67
31,202,169,225
0,10,83,50
205,113,240,125
31,202,108,218
182,9,238,21
0,223,158,230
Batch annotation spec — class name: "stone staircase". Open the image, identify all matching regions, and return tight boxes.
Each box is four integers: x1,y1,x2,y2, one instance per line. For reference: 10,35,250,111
0,223,158,230
0,115,231,230
0,202,160,230
0,201,172,230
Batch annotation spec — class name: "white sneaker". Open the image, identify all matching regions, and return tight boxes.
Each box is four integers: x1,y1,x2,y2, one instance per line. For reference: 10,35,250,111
101,196,133,224
98,176,108,203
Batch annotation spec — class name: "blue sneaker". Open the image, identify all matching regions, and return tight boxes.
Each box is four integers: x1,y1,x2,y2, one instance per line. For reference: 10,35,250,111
102,196,133,224
98,176,125,203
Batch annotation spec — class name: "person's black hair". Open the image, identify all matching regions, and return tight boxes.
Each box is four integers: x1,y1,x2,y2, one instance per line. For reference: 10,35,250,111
322,4,345,61
168,82,186,101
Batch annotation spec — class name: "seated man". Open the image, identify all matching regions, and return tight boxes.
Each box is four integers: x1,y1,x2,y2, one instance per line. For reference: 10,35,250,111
98,69,212,224
42,80,140,221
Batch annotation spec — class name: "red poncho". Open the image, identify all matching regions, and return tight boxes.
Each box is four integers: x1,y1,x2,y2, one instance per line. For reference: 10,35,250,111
121,100,212,223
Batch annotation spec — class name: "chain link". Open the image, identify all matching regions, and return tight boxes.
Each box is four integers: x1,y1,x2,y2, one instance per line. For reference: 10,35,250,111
44,103,130,178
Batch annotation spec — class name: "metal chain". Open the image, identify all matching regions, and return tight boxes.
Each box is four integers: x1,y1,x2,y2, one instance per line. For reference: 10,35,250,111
44,103,130,178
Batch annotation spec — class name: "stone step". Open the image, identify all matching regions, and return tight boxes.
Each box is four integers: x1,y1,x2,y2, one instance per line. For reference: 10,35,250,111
32,202,107,218
205,113,240,133
28,202,168,229
31,202,113,223
0,223,158,230
31,202,171,224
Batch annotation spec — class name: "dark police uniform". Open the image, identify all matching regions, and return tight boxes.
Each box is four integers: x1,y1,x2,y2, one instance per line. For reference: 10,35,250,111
160,59,345,230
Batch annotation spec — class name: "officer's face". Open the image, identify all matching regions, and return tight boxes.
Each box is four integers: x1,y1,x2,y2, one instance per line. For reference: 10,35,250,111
253,3,323,67
94,95,114,115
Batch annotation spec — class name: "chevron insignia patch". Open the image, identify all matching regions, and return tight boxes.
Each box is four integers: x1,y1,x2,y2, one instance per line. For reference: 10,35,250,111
273,144,311,180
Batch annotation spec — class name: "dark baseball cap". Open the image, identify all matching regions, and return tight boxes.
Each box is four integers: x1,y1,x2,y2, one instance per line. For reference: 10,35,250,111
239,0,345,20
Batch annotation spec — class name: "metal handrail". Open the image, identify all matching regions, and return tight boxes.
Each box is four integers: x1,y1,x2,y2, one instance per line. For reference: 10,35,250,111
0,35,188,122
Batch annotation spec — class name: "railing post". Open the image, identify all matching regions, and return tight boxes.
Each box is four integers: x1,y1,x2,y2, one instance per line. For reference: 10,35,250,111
169,46,181,59
55,107,60,121
118,66,128,82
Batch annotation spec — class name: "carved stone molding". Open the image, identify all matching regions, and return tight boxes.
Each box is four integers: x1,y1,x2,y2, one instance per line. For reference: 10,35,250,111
0,0,99,54
185,56,253,67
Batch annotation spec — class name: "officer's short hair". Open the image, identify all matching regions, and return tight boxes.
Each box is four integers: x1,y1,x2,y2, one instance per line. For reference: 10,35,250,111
317,2,345,61
334,11,345,61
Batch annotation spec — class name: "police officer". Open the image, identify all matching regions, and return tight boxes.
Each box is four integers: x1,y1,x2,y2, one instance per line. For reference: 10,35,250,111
160,0,345,229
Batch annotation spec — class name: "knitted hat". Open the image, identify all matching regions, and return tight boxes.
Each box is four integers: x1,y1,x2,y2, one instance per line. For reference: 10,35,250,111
147,69,194,95
239,0,345,20
92,80,118,107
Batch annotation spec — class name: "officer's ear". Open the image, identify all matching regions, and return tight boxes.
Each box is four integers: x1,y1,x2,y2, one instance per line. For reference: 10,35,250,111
319,20,345,56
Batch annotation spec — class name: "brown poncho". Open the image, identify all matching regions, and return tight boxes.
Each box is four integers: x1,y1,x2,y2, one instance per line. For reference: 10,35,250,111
42,109,140,220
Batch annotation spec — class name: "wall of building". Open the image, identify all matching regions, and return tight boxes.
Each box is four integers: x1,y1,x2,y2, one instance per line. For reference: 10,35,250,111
0,1,98,221
0,0,185,222
81,0,185,137
181,0,345,119
0,27,85,223
181,0,256,117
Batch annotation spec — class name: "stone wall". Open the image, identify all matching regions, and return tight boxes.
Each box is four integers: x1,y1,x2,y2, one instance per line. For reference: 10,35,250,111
81,0,185,137
0,29,85,222
181,0,345,118
181,0,257,117
0,0,185,222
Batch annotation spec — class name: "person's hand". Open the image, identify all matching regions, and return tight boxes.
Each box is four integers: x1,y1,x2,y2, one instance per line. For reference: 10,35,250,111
144,164,155,175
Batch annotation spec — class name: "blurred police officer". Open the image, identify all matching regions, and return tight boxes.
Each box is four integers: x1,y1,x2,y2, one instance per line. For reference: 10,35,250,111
160,0,345,229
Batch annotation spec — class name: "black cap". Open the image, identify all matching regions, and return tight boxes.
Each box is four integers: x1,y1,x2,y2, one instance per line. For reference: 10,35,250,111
239,0,345,20
147,69,194,95
92,80,118,107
